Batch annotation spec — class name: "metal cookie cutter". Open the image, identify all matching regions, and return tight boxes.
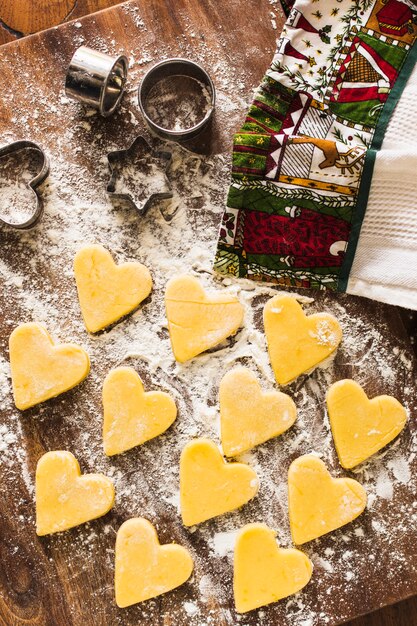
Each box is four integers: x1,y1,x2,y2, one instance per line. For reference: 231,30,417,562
0,141,49,229
65,46,128,117
138,58,216,140
107,136,173,215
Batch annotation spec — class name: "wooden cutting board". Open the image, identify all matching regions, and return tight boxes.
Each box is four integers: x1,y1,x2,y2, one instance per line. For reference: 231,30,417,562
0,2,416,625
0,0,122,45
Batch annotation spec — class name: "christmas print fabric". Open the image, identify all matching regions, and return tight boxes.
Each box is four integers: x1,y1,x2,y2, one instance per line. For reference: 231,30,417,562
214,0,417,291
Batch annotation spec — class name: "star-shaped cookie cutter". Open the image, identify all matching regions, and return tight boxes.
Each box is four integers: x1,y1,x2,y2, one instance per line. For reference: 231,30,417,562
0,140,49,229
106,136,173,216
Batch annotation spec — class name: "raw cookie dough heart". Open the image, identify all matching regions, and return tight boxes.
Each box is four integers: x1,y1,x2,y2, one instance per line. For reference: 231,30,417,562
165,275,244,363
220,367,297,457
264,295,342,385
36,451,115,536
234,523,313,613
102,366,177,456
180,438,259,526
288,455,367,545
9,322,90,410
327,379,407,469
115,517,193,607
74,244,152,333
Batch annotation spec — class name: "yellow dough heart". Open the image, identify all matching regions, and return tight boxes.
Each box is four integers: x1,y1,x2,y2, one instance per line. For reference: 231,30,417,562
264,295,342,385
102,366,177,456
9,323,90,410
180,438,259,526
115,517,193,608
234,523,313,613
220,367,297,457
74,244,152,333
36,451,115,536
288,455,366,545
165,275,244,363
327,379,407,469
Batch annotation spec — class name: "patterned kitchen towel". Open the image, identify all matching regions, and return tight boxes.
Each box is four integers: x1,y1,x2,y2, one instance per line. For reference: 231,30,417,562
214,0,417,310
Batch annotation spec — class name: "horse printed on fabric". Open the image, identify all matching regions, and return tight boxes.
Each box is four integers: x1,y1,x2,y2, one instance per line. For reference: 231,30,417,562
214,0,417,291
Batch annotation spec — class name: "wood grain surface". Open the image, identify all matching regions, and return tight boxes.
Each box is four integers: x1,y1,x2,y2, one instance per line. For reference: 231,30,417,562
0,1,416,625
0,0,122,45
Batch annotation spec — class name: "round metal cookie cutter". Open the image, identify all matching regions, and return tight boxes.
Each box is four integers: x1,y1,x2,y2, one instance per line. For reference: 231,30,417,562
65,46,128,117
138,58,216,140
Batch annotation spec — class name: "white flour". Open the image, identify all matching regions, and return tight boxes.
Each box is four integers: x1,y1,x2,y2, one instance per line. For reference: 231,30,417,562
0,5,416,626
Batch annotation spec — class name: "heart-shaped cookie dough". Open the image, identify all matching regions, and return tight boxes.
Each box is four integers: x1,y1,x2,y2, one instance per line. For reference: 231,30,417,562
220,367,297,457
264,295,342,385
165,275,244,363
115,517,193,607
180,438,259,526
74,244,152,333
36,451,115,536
327,379,407,469
288,455,366,545
9,323,90,410
102,366,177,456
234,522,313,613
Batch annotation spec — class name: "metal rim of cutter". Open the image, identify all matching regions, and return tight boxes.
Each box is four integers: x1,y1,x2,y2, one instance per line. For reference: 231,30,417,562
0,140,49,230
106,135,173,215
65,46,128,117
138,58,216,140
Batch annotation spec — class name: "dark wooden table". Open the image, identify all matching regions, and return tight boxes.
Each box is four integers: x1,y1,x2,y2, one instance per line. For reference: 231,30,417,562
0,1,416,625
0,0,122,45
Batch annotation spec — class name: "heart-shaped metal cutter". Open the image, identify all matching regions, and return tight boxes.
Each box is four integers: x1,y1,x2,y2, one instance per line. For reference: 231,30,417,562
0,141,49,229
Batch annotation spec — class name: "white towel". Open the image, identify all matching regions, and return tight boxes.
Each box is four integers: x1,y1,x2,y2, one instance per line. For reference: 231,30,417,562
348,65,417,310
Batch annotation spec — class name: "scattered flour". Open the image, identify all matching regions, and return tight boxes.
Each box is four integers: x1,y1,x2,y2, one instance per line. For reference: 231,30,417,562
210,530,239,557
0,4,416,626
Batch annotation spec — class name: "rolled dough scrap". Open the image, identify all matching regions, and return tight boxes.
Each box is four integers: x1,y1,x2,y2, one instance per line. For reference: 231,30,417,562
36,451,114,536
327,379,407,469
115,517,193,608
102,366,177,456
180,438,259,526
74,244,152,333
264,295,342,385
165,275,244,362
288,455,367,545
220,367,297,457
9,322,90,410
234,522,313,613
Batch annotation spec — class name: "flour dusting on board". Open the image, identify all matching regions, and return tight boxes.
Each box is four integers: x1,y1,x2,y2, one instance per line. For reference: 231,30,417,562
0,5,417,626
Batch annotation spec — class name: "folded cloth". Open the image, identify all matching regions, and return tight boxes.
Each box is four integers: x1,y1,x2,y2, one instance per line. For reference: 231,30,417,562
348,63,417,309
214,0,417,310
